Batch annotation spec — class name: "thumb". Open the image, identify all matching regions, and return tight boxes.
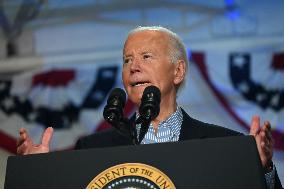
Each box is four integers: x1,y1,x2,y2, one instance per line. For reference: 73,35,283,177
250,115,260,136
41,127,54,147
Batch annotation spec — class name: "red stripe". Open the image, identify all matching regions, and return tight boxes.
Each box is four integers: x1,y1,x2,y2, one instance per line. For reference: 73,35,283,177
0,131,17,154
192,52,284,150
271,52,284,70
32,70,75,87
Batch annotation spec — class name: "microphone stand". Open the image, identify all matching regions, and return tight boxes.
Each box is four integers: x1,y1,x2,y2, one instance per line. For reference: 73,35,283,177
121,118,139,145
136,109,152,144
137,119,151,144
109,117,139,145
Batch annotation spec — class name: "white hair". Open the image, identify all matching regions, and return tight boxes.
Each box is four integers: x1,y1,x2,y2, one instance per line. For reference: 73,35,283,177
128,26,188,66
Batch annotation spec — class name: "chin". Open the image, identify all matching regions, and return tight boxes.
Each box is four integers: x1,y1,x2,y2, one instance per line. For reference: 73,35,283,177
128,92,143,106
127,84,153,104
128,97,140,107
134,84,151,93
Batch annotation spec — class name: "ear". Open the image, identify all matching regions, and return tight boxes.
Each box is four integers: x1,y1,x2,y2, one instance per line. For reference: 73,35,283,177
173,60,186,85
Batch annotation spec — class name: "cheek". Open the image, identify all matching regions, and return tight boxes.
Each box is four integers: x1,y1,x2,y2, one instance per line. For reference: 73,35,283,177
122,69,128,85
155,65,175,81
156,66,176,91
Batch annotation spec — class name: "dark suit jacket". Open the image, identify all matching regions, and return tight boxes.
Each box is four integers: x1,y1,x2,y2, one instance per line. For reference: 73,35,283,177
75,108,283,188
75,109,242,149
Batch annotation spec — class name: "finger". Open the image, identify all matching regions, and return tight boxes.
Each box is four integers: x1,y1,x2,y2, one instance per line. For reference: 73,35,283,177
250,115,260,136
259,127,273,147
260,139,273,157
17,137,25,147
263,122,272,137
19,127,26,134
257,132,269,152
263,121,271,131
19,128,27,138
17,141,29,155
17,128,30,146
41,127,54,147
265,130,272,142
261,121,271,133
259,131,271,146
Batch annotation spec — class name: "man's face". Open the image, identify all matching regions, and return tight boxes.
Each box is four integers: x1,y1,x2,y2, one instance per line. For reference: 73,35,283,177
122,30,179,105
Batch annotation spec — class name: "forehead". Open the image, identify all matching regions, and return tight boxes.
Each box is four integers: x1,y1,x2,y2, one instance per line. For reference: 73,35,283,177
123,30,170,55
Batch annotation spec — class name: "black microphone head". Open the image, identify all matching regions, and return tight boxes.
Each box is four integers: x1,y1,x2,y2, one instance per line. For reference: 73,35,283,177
139,85,161,120
142,86,161,101
108,88,126,107
103,88,126,124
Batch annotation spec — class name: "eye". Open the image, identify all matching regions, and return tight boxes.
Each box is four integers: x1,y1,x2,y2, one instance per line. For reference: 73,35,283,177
143,54,151,59
123,58,131,64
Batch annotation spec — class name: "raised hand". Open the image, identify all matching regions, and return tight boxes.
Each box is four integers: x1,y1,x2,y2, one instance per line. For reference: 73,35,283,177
17,127,54,155
250,116,274,171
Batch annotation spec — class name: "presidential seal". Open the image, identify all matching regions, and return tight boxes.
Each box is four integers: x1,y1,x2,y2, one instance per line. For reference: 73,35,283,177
86,163,176,189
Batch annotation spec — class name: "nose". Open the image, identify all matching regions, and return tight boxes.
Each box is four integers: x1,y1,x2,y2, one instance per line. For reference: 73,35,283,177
130,57,141,74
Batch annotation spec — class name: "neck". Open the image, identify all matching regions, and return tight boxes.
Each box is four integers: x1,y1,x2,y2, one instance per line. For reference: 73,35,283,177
151,92,177,130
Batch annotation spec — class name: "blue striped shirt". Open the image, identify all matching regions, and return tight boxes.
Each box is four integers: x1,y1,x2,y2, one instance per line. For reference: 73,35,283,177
136,106,183,144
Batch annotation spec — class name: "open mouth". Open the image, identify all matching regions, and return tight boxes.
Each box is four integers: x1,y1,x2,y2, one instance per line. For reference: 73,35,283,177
131,81,150,87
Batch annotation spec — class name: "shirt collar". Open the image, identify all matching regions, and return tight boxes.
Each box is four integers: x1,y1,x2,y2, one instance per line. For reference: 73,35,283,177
161,106,183,136
135,106,183,136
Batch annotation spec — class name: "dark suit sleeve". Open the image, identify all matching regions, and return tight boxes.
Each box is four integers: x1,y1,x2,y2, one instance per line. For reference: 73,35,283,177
275,169,283,189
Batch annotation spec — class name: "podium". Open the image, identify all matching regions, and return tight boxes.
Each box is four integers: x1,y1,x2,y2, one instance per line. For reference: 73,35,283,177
5,136,267,189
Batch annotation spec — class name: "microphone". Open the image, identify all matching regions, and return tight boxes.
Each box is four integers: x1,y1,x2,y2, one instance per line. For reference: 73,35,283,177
139,85,161,121
103,88,137,144
103,88,126,125
137,85,161,144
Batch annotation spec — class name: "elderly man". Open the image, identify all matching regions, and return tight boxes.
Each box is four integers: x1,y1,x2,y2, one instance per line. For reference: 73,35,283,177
17,26,282,188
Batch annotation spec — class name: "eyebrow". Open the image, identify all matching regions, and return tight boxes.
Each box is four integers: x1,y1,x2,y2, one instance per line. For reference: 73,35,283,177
141,51,151,54
123,50,154,58
123,54,132,59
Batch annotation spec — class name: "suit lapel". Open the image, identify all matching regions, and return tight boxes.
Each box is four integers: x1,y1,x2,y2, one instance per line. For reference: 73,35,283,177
179,108,207,141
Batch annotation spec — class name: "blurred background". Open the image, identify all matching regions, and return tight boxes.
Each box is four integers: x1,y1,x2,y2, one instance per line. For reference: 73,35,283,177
0,0,283,188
